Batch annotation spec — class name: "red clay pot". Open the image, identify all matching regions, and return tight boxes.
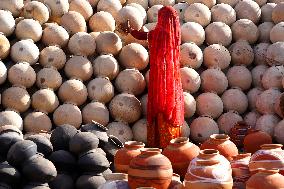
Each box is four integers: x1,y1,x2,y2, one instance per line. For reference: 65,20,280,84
114,141,145,173
243,129,272,154
229,121,251,148
162,137,200,178
249,144,284,175
230,153,251,189
128,148,173,189
184,159,233,189
169,173,183,189
246,169,284,189
200,134,238,161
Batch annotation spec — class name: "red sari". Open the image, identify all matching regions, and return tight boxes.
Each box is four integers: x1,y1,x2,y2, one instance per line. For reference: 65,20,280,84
130,6,184,148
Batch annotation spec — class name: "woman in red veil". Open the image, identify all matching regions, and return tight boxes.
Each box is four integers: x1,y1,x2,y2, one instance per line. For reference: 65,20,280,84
119,6,184,148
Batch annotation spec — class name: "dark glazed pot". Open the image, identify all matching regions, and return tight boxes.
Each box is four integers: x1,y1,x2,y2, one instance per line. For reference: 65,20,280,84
81,121,109,144
49,150,76,173
69,131,99,155
23,183,50,189
49,174,74,189
229,121,251,148
75,174,106,189
50,125,78,151
7,140,37,167
0,161,21,186
26,134,53,157
0,183,11,189
102,135,124,162
0,125,23,156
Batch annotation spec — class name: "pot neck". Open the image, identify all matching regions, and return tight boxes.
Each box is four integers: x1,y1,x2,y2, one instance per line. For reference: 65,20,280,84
198,149,220,159
261,144,283,150
231,153,251,161
140,148,162,156
209,134,230,142
169,137,189,147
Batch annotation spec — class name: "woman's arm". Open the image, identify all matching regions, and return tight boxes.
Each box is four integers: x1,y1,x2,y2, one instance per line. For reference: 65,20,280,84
130,30,148,40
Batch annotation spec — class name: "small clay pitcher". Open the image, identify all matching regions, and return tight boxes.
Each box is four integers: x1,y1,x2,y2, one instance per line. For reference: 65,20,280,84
162,137,200,178
184,159,233,189
246,169,284,189
114,141,145,173
230,153,251,189
249,144,284,175
128,148,173,189
229,121,251,148
200,134,238,161
243,129,272,154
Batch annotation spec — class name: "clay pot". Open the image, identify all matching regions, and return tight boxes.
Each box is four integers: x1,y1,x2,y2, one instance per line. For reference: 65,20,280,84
200,134,238,160
76,174,106,189
229,121,251,148
249,144,284,175
128,148,173,189
48,150,76,173
50,124,78,151
184,159,233,189
0,125,23,156
26,134,53,157
163,137,200,178
169,173,183,189
49,174,75,189
246,169,284,189
114,141,145,173
0,183,11,189
81,121,109,144
98,173,130,189
78,149,110,174
230,153,251,189
23,183,50,189
69,131,99,155
243,129,272,154
0,161,21,186
102,135,124,162
7,140,37,167
22,154,57,183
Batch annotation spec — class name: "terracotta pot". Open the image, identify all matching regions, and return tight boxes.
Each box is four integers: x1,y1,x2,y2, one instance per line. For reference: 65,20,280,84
200,134,238,161
162,137,200,178
184,159,233,189
169,173,183,189
98,173,130,189
230,153,251,189
229,121,251,148
114,141,145,173
246,169,284,189
249,144,284,175
243,129,272,154
128,148,173,189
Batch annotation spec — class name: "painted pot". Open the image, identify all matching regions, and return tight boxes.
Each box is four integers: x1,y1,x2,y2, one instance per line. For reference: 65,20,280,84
229,121,251,148
243,129,272,154
162,137,200,178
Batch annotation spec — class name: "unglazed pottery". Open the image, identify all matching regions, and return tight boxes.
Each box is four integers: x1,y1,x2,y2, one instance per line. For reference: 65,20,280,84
243,129,272,154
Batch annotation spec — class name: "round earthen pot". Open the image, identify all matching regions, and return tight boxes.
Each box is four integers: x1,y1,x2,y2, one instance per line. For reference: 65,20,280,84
229,121,251,148
249,144,284,175
0,125,23,156
23,183,50,189
0,161,21,187
169,173,183,189
162,137,200,178
26,134,53,157
49,174,75,189
200,134,238,161
81,121,109,144
0,183,11,189
48,150,76,173
76,174,106,189
128,148,173,189
184,159,233,189
69,131,99,155
98,173,130,189
243,129,272,154
114,141,145,173
230,153,251,189
102,135,124,162
246,169,284,189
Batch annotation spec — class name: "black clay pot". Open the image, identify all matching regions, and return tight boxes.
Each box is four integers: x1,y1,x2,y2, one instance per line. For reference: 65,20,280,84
22,154,57,183
7,140,37,167
49,150,76,173
69,131,99,155
0,183,11,189
26,135,53,157
49,174,74,189
75,174,106,189
0,125,23,156
101,135,123,162
78,150,110,174
23,183,50,189
95,148,106,156
50,125,78,151
81,121,109,144
0,161,21,186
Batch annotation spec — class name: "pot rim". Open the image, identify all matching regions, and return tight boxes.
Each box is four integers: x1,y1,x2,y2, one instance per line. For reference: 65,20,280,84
231,153,251,160
170,137,189,144
210,134,230,141
124,141,145,148
260,144,283,149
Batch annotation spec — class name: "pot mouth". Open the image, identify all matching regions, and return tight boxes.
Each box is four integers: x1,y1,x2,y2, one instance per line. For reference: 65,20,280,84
260,144,283,150
232,153,251,160
199,149,219,156
124,141,145,148
170,137,189,144
141,148,162,155
210,134,230,140
104,173,128,181
257,168,279,174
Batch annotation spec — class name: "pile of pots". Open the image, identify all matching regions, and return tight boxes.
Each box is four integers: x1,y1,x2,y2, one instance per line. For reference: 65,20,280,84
0,121,124,188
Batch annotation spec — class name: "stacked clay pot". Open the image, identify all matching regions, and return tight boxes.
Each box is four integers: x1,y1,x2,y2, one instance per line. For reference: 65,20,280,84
128,148,173,189
98,173,130,189
114,141,145,173
169,173,183,189
200,134,238,160
230,153,251,189
162,137,200,178
0,125,23,156
246,169,284,189
243,129,273,154
184,158,233,189
249,144,284,175
229,121,251,148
